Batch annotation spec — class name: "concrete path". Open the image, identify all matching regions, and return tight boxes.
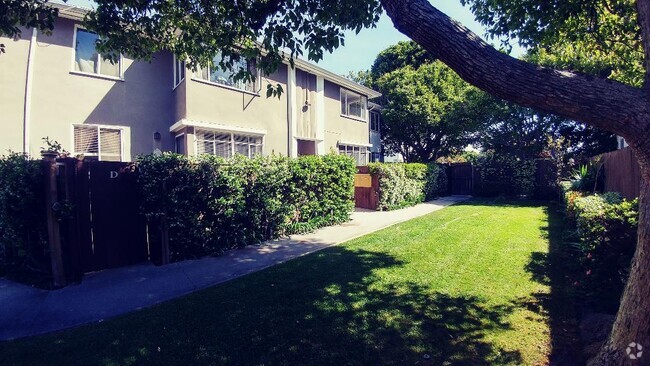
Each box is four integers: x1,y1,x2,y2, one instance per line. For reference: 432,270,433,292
0,196,469,341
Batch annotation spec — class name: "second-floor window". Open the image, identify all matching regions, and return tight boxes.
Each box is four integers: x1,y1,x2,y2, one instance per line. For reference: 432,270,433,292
74,27,122,78
370,111,380,132
195,130,263,158
340,89,368,120
173,56,186,88
196,52,257,93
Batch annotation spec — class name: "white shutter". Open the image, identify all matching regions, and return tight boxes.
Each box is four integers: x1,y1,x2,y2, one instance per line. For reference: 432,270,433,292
99,128,122,161
74,125,99,156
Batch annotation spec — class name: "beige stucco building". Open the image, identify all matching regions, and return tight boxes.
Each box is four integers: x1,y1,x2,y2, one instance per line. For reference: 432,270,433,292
0,4,382,164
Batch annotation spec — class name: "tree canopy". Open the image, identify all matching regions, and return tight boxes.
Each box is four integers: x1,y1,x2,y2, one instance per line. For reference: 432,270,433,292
376,61,480,162
462,0,643,86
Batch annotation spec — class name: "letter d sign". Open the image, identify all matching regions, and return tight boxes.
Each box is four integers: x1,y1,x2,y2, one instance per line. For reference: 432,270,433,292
110,171,119,179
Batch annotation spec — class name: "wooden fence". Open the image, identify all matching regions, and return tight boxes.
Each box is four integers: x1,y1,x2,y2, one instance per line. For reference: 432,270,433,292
43,155,150,287
597,147,641,200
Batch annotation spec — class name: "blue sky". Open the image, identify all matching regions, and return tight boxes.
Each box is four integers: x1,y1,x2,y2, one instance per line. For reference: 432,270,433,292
64,0,524,74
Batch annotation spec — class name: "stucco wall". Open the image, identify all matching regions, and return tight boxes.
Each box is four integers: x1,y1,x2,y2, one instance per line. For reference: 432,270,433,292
323,80,369,152
0,30,32,154
184,64,289,156
1,18,176,160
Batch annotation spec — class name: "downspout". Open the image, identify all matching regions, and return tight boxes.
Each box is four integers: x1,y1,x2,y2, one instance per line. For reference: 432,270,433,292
287,65,297,157
23,27,37,155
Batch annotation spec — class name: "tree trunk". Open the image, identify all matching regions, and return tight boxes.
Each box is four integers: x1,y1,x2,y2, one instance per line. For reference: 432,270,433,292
588,168,650,366
379,0,650,364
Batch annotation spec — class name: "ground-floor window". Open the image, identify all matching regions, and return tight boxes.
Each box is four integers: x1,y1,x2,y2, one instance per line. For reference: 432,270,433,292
195,129,263,158
369,152,382,163
175,134,186,154
339,144,368,166
73,124,123,161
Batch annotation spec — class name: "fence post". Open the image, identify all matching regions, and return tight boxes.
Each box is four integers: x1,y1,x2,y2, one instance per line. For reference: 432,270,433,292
42,151,67,288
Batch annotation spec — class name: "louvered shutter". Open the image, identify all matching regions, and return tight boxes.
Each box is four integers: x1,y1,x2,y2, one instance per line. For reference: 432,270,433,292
74,125,99,157
99,128,122,161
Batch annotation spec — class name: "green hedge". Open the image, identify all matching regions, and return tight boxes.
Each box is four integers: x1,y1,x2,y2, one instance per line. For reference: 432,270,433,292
474,153,537,197
0,153,49,284
561,189,638,312
138,153,355,261
368,163,447,211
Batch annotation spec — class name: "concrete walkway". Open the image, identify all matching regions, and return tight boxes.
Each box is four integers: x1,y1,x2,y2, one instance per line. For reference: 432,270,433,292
0,196,469,341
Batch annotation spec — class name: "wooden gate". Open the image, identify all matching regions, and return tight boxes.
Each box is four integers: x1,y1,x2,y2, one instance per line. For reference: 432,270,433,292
354,166,379,210
71,160,148,273
449,163,474,195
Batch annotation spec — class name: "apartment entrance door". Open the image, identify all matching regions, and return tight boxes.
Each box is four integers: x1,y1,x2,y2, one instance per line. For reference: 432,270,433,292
297,139,316,156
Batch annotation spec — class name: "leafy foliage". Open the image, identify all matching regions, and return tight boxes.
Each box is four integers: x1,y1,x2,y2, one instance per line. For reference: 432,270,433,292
561,192,638,312
138,153,355,261
0,0,58,40
370,41,436,79
368,163,447,211
82,0,382,90
376,62,481,162
0,153,49,283
463,0,642,86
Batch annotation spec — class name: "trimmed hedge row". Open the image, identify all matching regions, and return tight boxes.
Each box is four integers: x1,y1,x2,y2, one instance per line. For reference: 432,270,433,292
138,153,356,261
560,184,638,312
473,153,537,197
368,163,447,211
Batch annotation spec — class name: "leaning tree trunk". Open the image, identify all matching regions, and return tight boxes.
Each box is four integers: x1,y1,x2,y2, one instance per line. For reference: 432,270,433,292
379,0,650,364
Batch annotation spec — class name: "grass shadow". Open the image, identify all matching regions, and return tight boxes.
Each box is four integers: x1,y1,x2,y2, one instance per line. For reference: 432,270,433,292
2,245,522,365
457,198,584,365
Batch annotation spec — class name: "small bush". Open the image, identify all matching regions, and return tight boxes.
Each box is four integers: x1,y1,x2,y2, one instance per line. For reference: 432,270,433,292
0,153,49,283
368,163,447,211
564,192,638,312
138,153,355,262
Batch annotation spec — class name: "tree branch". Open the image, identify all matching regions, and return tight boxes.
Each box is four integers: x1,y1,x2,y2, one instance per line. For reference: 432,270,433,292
380,0,650,149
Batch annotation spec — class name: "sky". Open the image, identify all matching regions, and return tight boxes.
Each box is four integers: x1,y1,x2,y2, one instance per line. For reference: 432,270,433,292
63,0,524,75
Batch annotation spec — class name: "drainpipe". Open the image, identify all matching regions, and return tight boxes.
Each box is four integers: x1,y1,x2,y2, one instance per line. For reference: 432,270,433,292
23,27,37,155
287,65,297,157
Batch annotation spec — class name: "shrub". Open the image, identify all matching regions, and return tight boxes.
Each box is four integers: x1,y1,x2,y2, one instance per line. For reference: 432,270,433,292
0,153,49,283
565,192,638,312
473,152,537,197
368,163,447,211
138,153,355,262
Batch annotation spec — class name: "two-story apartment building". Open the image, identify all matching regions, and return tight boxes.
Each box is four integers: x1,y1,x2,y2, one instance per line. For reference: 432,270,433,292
0,4,381,165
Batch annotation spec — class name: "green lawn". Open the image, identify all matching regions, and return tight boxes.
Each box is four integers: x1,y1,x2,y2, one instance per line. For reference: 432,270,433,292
0,199,578,365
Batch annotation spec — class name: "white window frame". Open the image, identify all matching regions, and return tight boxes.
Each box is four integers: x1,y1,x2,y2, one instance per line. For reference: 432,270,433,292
71,124,127,162
338,143,369,166
193,52,260,95
173,55,186,89
71,24,124,81
340,88,368,122
194,129,264,159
